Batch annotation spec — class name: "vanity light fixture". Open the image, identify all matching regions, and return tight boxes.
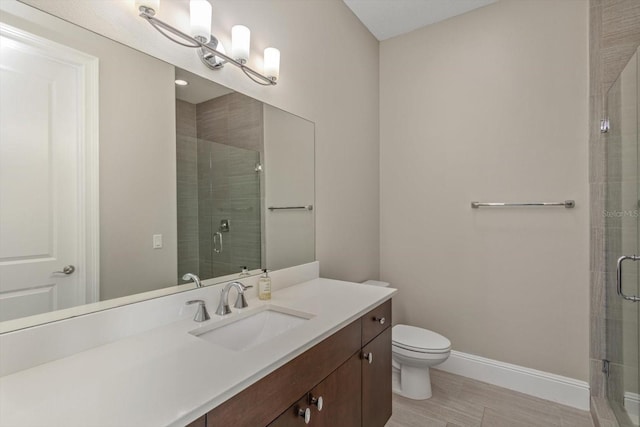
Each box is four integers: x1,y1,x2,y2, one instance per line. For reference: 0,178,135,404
137,0,280,86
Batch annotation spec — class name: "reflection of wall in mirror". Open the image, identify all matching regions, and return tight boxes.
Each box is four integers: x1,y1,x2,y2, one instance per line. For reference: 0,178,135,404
0,7,178,302
264,105,315,271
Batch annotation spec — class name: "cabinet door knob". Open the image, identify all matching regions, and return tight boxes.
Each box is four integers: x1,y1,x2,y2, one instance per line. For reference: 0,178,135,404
309,394,323,411
297,407,311,424
373,316,385,325
363,352,373,364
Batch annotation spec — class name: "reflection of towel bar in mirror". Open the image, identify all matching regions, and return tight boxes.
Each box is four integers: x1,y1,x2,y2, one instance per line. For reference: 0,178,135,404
268,205,314,211
471,200,575,209
217,207,253,212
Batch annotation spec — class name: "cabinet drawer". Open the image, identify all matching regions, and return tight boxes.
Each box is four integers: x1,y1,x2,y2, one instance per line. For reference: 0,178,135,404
268,394,309,427
361,300,391,346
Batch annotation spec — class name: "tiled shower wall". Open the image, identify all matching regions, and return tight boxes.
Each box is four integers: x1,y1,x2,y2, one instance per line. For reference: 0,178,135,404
196,93,263,278
178,92,263,280
176,100,199,282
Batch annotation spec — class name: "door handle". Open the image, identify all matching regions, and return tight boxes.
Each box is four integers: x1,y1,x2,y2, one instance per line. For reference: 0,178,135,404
213,232,223,253
617,255,640,302
53,265,75,275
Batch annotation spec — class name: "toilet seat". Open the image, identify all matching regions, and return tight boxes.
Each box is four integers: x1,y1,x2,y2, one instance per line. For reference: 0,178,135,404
392,324,451,354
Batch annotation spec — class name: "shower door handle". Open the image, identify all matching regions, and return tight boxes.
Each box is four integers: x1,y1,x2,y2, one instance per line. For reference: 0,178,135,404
213,232,223,254
617,255,640,302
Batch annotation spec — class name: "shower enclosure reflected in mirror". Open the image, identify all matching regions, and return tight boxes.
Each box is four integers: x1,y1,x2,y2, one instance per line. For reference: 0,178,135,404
0,0,314,331
175,68,315,284
604,45,640,427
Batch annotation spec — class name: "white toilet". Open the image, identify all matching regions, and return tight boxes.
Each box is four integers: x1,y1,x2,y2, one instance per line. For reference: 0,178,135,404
362,280,452,400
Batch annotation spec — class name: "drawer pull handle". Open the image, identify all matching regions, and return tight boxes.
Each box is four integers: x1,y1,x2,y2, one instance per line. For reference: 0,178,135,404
309,394,323,411
373,316,385,325
363,352,373,364
297,407,311,424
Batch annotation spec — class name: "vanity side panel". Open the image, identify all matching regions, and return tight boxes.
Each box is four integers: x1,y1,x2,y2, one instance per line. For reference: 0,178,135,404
205,319,361,427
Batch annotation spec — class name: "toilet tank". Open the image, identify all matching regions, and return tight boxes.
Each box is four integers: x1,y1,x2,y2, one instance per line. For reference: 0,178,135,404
362,280,390,288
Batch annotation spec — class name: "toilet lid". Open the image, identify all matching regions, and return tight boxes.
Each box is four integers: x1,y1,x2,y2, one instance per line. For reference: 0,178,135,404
392,324,451,352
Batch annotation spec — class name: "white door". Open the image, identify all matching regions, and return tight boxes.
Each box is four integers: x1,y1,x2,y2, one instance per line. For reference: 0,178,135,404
0,24,99,322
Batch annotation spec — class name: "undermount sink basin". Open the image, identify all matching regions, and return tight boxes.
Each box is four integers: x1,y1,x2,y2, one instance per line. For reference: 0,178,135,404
190,306,314,351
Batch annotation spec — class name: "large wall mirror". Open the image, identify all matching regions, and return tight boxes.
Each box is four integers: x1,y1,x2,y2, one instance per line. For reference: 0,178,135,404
0,0,315,332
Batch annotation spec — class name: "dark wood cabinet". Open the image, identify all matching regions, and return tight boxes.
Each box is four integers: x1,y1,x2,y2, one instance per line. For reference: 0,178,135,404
269,352,362,427
186,414,206,427
196,299,392,427
362,300,391,346
206,321,360,427
268,394,311,427
362,327,392,427
312,352,362,427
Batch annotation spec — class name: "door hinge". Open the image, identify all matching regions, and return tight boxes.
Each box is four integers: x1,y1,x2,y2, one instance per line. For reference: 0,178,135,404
602,359,610,377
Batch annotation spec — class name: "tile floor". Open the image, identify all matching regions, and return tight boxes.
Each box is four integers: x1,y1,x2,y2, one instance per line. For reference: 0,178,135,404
385,369,594,427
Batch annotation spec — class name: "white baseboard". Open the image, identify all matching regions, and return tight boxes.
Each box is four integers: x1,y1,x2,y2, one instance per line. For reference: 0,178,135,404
625,392,640,425
436,350,590,411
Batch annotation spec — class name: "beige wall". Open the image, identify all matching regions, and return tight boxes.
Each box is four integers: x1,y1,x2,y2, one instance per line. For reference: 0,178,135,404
1,2,178,301
19,0,381,284
380,0,590,381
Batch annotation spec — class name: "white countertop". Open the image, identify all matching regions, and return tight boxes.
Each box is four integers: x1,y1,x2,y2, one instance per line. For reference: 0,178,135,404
0,278,396,427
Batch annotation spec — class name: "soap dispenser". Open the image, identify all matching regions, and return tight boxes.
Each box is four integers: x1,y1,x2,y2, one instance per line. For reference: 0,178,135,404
258,269,271,300
239,266,250,277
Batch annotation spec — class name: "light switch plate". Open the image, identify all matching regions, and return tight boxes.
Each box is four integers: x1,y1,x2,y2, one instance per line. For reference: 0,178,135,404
153,234,163,249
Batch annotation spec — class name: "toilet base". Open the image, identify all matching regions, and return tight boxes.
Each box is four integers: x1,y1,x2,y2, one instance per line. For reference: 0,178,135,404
392,364,433,400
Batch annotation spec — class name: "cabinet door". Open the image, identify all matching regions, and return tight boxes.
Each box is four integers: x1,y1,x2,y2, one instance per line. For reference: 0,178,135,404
311,352,361,427
362,327,392,427
268,395,312,427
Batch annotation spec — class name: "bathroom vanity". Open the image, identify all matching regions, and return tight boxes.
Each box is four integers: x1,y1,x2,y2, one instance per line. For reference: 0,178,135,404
0,270,396,427
197,300,392,427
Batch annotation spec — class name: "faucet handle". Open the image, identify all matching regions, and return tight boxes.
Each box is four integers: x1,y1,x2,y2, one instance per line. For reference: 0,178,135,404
233,284,253,309
186,299,210,322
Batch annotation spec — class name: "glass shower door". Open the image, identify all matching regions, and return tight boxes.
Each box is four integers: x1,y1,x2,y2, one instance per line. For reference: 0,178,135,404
605,46,640,427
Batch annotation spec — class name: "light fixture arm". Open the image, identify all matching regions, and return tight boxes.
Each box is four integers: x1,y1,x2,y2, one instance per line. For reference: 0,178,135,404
138,9,276,86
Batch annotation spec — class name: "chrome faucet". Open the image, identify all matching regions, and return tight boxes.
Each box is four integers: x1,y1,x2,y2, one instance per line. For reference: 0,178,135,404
186,300,210,322
215,281,253,316
182,273,202,288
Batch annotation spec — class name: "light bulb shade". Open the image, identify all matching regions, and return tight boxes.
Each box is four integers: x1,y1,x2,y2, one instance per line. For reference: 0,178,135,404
231,25,250,63
190,0,212,43
135,0,159,14
264,47,280,80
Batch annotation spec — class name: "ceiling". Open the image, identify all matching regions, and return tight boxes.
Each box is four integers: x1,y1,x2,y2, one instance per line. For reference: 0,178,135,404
343,0,497,41
175,68,234,105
